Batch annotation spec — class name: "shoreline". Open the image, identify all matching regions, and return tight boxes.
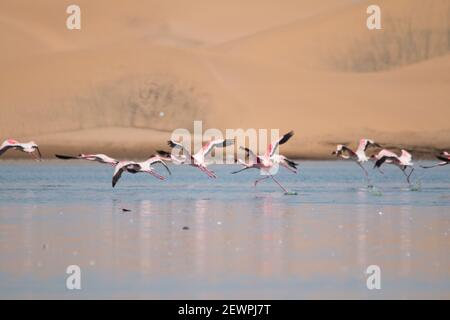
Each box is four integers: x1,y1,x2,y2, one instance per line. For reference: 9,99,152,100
0,146,445,161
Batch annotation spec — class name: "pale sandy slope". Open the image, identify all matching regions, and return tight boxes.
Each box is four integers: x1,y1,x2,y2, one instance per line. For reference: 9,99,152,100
0,0,449,159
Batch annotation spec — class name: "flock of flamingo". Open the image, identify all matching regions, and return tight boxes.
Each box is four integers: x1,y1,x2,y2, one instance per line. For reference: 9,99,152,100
1,132,449,193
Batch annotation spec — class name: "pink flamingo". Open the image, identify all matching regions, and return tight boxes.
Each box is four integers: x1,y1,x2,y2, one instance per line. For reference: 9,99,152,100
155,150,187,165
231,131,298,193
372,149,414,183
166,138,234,178
332,138,381,185
112,156,171,187
55,153,118,166
0,139,42,161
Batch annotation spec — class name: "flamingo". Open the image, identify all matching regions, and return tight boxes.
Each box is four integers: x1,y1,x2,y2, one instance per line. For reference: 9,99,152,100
0,139,42,160
332,138,381,185
112,156,171,187
55,153,118,166
231,131,298,193
166,138,235,178
372,149,414,184
155,150,187,165
420,152,450,169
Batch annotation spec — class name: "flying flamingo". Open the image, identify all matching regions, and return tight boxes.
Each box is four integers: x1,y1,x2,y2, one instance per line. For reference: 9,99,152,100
112,156,171,187
231,131,298,193
166,138,235,178
155,150,187,165
372,149,414,183
0,139,42,160
332,138,381,185
420,152,450,169
55,153,118,166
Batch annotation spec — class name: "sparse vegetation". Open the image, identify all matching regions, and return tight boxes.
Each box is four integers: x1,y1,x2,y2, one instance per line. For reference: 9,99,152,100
331,4,450,72
74,75,208,131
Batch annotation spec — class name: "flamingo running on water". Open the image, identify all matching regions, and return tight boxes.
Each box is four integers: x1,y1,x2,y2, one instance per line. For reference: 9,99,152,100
372,149,414,184
166,138,235,178
112,156,171,187
231,131,298,193
0,139,42,161
332,138,381,185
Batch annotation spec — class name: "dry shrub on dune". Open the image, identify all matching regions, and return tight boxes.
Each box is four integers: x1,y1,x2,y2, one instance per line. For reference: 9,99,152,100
331,2,450,72
73,75,209,132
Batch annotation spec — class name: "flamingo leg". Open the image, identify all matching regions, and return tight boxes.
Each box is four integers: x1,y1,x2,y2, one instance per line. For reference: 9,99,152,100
198,166,216,178
148,170,165,180
231,166,250,174
403,167,414,184
398,166,412,184
197,166,209,177
29,152,38,161
356,162,371,186
254,176,269,187
400,168,409,183
270,175,289,193
204,167,217,178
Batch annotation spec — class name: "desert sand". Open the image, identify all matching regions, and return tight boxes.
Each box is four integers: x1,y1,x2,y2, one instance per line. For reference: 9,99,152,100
1,0,449,159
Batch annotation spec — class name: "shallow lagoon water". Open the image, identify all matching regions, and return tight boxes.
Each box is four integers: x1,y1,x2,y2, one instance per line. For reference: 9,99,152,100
0,160,449,299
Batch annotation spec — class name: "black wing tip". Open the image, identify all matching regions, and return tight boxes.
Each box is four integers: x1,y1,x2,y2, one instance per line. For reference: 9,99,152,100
156,150,171,157
55,154,73,159
285,158,298,169
167,140,180,148
279,131,294,145
285,130,294,138
374,157,385,168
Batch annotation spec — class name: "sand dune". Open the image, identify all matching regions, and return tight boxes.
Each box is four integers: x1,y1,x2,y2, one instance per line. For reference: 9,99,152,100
0,0,449,159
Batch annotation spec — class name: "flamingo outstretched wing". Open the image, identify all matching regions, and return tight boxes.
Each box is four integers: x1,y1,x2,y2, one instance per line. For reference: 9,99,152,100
241,146,259,164
231,147,259,174
267,131,294,157
55,153,118,165
374,156,398,169
167,140,193,159
55,154,80,160
112,164,126,188
145,156,172,176
112,162,139,187
420,162,448,169
399,150,413,163
332,145,356,158
421,153,450,168
375,149,398,158
156,150,186,164
356,139,381,154
202,139,235,157
0,141,16,156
